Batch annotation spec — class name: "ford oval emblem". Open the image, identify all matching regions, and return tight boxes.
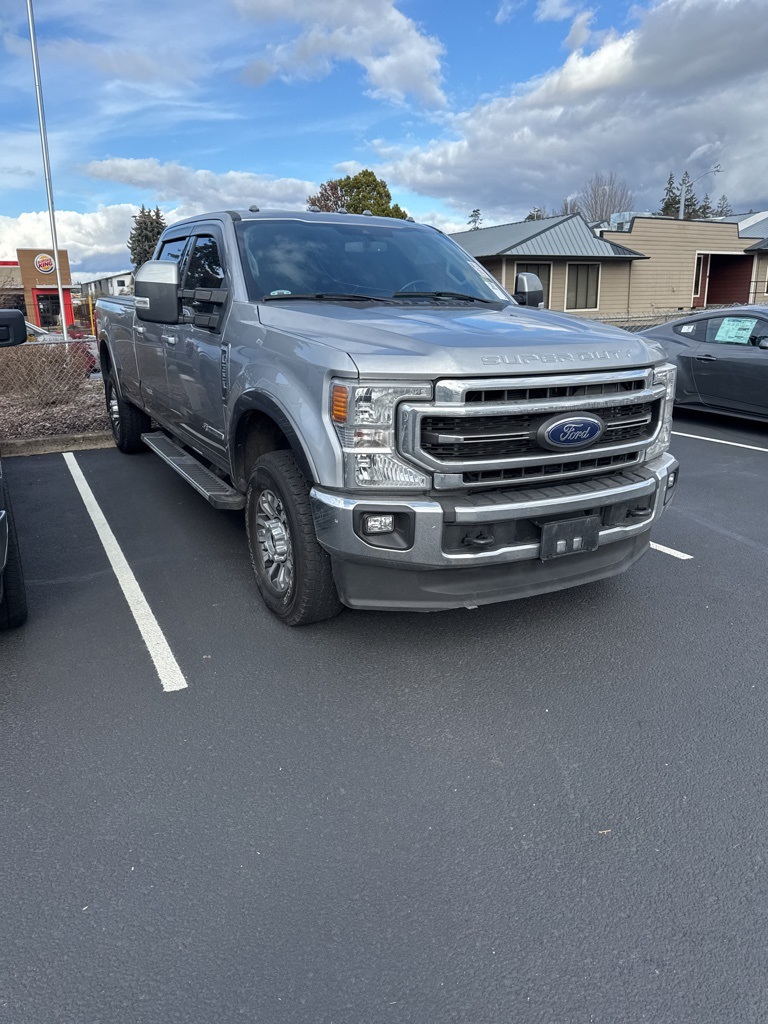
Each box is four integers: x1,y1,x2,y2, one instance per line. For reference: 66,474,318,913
537,413,605,451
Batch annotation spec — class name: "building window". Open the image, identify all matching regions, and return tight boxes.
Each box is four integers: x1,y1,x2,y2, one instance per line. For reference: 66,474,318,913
515,263,551,308
693,256,703,297
117,279,125,287
566,263,600,310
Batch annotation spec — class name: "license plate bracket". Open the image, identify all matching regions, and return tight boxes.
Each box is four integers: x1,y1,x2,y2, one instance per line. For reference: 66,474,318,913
539,515,601,560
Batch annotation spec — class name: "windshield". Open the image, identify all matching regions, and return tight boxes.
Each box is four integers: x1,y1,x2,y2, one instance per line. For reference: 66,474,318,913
235,218,511,304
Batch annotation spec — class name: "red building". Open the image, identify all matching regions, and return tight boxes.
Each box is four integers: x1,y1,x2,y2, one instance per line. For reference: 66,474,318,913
0,248,76,329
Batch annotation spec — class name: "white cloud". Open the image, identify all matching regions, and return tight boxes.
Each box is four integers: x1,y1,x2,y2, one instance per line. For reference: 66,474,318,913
0,159,319,271
494,1,523,24
565,10,595,50
536,0,576,21
235,0,446,106
376,0,768,220
0,206,140,270
85,158,316,211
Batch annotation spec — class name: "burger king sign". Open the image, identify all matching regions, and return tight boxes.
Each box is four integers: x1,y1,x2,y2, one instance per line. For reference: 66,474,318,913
34,253,55,274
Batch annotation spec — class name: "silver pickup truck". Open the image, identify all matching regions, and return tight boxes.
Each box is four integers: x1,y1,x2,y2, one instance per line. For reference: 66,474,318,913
96,209,678,625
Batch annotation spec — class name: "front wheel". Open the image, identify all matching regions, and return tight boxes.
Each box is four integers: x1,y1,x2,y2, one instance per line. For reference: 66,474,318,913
0,484,27,630
245,450,342,626
105,370,150,453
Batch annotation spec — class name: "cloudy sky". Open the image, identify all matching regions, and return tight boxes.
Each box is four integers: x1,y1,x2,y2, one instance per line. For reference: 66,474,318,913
1,0,766,276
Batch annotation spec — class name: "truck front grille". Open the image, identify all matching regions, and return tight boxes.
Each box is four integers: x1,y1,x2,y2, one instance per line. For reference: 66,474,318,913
398,368,665,490
421,400,656,461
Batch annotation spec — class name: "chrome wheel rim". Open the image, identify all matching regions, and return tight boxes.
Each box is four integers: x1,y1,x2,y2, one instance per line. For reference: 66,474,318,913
255,489,293,595
107,385,121,436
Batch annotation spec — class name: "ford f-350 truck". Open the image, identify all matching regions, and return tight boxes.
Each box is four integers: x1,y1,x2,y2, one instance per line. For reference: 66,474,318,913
96,209,678,625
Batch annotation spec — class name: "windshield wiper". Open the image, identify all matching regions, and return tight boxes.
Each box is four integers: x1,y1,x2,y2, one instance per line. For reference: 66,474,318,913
261,292,394,303
390,290,497,303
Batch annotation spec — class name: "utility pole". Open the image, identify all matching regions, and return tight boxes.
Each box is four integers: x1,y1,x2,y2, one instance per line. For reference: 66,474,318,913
25,0,69,341
679,164,722,220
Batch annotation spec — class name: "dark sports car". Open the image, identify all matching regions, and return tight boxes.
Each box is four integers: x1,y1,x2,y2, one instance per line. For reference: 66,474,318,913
642,305,768,421
0,310,28,629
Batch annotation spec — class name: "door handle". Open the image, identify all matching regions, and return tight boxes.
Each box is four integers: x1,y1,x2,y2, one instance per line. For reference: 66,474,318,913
135,325,147,335
695,354,717,362
161,334,177,346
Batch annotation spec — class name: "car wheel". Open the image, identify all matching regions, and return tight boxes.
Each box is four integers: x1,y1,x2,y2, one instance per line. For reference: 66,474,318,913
0,483,28,630
245,450,342,626
105,369,150,454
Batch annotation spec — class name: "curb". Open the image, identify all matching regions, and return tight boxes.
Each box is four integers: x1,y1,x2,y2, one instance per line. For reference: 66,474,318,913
1,432,114,458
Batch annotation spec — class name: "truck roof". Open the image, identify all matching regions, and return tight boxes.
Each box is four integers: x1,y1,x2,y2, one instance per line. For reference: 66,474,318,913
164,209,430,232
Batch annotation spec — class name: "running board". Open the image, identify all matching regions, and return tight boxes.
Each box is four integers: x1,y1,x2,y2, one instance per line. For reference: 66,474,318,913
141,432,245,510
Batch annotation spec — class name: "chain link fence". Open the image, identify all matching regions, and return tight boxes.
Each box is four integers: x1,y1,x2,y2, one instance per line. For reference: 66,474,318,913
0,335,109,442
577,304,738,333
0,305,736,444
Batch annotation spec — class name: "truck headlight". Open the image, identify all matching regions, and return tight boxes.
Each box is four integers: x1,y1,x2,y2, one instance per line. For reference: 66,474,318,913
330,380,432,489
645,363,676,461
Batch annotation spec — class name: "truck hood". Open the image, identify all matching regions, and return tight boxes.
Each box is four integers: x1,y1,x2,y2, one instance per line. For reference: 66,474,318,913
257,302,665,377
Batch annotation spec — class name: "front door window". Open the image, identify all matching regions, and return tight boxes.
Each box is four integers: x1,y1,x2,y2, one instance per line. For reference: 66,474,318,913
36,294,60,329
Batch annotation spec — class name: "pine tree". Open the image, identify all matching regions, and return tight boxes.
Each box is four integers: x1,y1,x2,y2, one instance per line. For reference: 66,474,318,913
659,173,679,217
698,193,714,219
715,194,733,217
468,208,483,230
127,205,167,269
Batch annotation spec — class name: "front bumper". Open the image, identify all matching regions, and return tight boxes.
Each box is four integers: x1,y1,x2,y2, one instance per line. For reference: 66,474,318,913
310,453,679,611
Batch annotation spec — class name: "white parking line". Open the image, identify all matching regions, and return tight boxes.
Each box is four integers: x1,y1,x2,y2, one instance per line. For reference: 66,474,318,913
62,452,188,692
650,541,693,561
672,431,768,454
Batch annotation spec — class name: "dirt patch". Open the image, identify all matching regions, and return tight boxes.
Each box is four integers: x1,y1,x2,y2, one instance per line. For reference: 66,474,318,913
0,380,109,441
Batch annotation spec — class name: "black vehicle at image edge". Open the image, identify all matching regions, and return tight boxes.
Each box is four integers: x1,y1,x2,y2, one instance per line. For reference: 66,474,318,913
0,310,28,630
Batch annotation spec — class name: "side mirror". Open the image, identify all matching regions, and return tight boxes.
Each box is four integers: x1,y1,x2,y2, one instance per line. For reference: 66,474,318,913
0,309,27,348
758,339,768,350
513,271,544,308
135,260,180,324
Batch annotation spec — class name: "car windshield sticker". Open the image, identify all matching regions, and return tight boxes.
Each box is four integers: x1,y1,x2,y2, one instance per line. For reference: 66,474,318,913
715,317,756,344
680,324,696,333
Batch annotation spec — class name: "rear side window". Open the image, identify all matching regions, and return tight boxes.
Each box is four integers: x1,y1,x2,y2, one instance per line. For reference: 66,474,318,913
672,320,704,340
157,236,189,264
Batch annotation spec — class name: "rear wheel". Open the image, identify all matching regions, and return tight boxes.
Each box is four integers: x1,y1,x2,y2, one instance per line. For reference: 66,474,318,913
245,450,342,626
105,370,150,453
0,483,28,630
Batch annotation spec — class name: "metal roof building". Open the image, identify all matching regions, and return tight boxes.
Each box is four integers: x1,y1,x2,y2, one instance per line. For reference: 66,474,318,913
448,214,646,315
450,214,645,261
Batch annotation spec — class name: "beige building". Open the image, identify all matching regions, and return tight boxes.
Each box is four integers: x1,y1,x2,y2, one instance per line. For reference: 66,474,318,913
601,215,768,313
451,212,768,318
451,214,645,317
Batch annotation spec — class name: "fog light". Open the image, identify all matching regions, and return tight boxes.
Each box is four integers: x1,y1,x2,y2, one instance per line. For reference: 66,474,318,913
363,513,395,535
664,470,678,505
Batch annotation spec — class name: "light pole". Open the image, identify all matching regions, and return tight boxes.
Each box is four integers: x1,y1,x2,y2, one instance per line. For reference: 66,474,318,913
25,0,68,341
679,164,722,220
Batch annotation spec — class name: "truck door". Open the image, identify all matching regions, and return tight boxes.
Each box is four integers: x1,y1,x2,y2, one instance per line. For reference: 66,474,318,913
164,230,228,460
136,232,190,418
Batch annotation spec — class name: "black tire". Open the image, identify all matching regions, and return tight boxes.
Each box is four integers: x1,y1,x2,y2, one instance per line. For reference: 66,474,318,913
245,450,342,626
0,483,28,630
105,369,150,454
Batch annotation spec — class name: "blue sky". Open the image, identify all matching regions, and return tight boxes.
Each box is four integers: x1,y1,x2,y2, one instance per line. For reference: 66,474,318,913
1,0,766,276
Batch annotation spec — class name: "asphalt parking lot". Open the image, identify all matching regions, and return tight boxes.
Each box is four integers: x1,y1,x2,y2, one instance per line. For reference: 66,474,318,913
3,410,768,1024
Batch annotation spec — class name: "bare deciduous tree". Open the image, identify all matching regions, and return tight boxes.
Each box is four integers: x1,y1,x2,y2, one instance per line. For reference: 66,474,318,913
577,172,634,224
